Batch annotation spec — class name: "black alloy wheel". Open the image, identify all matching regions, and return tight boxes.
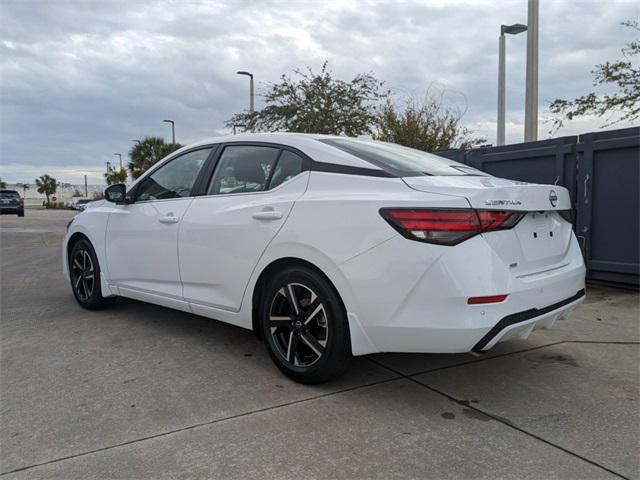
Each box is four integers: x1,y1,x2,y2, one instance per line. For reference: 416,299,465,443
69,239,114,309
261,266,351,384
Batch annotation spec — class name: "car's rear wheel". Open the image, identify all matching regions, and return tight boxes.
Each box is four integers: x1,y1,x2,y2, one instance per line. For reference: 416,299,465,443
69,238,113,309
260,266,352,384
17,210,24,217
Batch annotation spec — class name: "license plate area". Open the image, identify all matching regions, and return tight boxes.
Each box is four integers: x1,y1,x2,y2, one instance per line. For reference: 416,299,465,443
514,212,568,261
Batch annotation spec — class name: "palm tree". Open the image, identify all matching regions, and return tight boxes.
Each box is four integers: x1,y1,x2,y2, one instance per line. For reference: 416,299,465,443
16,183,30,198
0,178,6,189
128,137,183,179
104,167,128,185
35,174,58,204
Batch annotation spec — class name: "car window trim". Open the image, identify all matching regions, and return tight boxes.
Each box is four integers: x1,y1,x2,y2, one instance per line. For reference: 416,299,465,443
264,149,285,190
128,145,218,203
193,172,310,200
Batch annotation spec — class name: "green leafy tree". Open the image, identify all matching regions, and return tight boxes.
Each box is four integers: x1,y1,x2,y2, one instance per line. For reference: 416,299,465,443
375,94,486,151
104,167,128,185
0,178,6,188
35,175,58,204
227,62,387,136
550,21,639,131
128,137,183,179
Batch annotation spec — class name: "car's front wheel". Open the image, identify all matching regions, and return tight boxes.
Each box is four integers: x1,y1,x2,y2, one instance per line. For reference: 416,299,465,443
260,266,352,384
69,238,114,309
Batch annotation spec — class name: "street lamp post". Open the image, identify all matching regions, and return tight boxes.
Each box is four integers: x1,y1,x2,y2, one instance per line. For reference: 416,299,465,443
163,119,176,144
113,153,122,169
524,0,539,142
497,23,527,146
236,71,254,114
105,161,111,174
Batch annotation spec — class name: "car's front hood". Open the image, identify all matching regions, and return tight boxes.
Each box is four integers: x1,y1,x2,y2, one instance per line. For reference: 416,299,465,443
84,200,106,210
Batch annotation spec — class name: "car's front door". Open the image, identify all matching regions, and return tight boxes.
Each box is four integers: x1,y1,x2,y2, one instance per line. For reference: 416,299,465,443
105,147,213,310
179,144,309,314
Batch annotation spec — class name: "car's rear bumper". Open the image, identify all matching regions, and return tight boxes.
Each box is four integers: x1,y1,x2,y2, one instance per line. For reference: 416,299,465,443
339,232,586,355
0,206,23,213
472,288,584,351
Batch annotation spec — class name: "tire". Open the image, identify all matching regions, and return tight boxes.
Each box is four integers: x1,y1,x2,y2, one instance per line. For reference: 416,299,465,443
17,210,24,217
69,238,114,309
260,266,352,384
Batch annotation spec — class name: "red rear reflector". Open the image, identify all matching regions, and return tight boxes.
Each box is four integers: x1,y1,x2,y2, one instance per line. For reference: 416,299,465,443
467,294,508,305
379,208,524,245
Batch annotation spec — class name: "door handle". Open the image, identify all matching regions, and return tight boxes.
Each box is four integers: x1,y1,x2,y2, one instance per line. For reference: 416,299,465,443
252,209,283,220
159,214,179,224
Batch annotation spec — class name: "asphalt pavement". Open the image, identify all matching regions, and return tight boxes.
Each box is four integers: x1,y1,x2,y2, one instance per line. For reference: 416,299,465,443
1,209,638,479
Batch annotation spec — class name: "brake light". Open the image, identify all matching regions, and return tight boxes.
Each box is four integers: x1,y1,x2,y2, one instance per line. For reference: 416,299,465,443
379,208,524,246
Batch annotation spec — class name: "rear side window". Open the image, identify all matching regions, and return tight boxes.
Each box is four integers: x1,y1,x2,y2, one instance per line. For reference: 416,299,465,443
136,148,211,201
319,138,486,177
0,191,19,199
207,146,281,195
269,150,304,188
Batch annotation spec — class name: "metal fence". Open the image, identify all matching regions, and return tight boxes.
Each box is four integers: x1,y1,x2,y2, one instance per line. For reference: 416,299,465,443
434,126,640,285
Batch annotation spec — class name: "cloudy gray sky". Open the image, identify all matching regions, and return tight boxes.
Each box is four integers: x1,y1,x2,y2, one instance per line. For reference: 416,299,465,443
1,0,638,184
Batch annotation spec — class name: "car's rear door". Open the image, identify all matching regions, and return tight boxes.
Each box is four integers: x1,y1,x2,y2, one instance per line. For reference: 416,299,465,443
178,143,309,314
105,146,214,310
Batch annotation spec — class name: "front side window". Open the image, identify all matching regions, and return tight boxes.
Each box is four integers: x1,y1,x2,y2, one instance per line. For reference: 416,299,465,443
319,138,486,177
207,146,281,195
136,148,212,201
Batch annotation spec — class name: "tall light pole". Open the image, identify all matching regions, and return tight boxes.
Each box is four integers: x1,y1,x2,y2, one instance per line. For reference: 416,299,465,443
163,119,176,144
236,71,254,113
524,0,539,142
497,23,527,146
113,153,122,169
105,161,111,174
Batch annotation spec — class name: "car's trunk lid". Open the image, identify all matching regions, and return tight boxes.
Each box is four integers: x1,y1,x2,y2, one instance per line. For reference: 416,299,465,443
403,175,575,275
402,175,570,211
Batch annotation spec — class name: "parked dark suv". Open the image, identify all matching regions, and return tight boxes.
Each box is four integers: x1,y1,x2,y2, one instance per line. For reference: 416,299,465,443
0,190,24,217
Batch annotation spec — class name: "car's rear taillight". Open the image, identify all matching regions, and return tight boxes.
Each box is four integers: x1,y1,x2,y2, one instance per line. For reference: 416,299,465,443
379,208,524,246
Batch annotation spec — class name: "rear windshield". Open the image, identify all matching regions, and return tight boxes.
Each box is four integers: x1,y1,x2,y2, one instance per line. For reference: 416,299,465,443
319,138,487,177
0,191,19,199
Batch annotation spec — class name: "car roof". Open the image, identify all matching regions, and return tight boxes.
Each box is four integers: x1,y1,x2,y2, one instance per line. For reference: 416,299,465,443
183,133,382,170
127,133,390,189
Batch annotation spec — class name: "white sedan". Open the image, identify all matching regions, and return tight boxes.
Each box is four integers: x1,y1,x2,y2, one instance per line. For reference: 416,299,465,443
63,133,585,383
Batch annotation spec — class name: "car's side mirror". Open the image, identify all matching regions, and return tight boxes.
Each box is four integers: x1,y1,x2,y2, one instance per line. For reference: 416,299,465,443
104,184,128,204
